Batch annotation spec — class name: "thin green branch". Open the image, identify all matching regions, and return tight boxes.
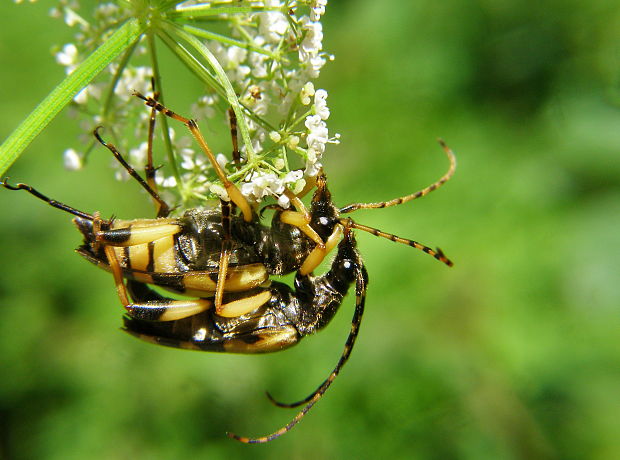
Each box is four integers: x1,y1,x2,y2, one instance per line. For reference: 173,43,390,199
181,24,275,58
156,26,224,97
160,21,259,162
170,24,257,162
158,22,279,135
169,4,281,20
102,41,140,119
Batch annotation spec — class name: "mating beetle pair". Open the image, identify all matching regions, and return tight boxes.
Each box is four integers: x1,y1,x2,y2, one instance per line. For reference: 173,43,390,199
2,92,455,443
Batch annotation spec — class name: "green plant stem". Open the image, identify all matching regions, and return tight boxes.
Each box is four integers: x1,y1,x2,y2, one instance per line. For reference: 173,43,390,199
158,22,279,136
0,18,146,176
167,23,257,162
102,41,139,120
168,5,280,20
156,25,224,98
182,24,275,58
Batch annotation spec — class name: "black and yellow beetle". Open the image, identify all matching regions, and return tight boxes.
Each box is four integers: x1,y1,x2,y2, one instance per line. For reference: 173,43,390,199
1,92,455,443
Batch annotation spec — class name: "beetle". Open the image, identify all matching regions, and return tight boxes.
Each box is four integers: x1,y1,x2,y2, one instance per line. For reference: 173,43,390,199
1,92,455,443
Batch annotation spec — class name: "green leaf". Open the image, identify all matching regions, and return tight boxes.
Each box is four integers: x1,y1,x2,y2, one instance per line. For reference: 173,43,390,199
0,18,146,177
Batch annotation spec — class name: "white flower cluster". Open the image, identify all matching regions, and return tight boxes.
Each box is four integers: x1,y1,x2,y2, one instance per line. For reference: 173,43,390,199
37,0,338,210
241,170,304,208
49,1,150,174
185,1,340,205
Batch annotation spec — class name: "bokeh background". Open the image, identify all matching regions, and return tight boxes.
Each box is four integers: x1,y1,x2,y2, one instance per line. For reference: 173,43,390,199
1,1,619,459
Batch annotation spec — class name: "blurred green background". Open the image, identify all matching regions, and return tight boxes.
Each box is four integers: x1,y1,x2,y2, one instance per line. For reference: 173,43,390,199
1,1,620,459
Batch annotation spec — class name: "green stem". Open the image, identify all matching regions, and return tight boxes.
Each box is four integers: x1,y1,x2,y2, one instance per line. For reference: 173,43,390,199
169,5,281,20
181,24,275,58
288,107,314,131
158,23,278,133
160,23,256,164
0,18,146,176
162,21,256,162
156,26,224,99
102,41,139,119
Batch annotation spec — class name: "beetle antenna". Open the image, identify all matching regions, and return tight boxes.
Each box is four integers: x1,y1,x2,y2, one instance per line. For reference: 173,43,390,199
227,264,368,444
339,139,456,214
340,218,453,267
1,178,95,220
265,390,309,409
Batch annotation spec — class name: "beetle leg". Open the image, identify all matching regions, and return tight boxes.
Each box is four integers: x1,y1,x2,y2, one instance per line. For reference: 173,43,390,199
214,241,231,311
227,107,242,170
279,189,323,246
94,215,210,321
143,83,170,217
123,283,300,353
212,199,273,317
98,221,132,309
281,174,347,274
134,92,254,222
104,243,212,321
211,197,277,317
217,289,273,318
298,223,343,275
279,188,342,274
214,200,232,314
93,128,170,218
126,297,213,322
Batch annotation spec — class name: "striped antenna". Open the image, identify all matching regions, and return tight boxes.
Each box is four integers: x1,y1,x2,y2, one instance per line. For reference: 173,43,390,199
341,219,453,267
228,237,368,444
339,139,456,214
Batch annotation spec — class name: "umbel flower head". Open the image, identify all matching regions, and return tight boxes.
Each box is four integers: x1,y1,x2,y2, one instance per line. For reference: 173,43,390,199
21,0,340,210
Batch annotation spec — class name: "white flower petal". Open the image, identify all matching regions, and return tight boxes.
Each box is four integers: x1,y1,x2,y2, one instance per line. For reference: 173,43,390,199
63,148,82,171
